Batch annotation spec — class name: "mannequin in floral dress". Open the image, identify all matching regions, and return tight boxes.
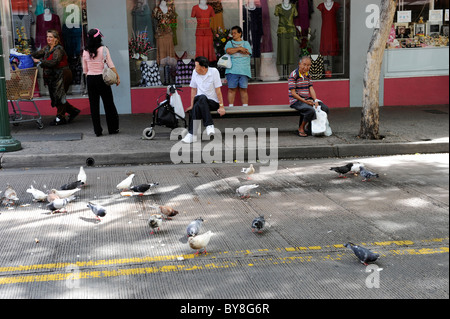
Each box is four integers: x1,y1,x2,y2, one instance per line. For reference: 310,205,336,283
153,0,177,64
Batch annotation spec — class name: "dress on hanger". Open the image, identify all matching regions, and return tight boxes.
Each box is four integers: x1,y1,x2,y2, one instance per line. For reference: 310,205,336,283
318,1,340,56
133,2,155,47
260,0,273,53
191,4,216,61
207,0,225,32
35,13,63,49
274,3,298,65
243,5,263,58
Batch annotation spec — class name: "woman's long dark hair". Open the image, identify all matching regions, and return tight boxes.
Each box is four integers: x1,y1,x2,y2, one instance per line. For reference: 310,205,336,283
85,29,103,58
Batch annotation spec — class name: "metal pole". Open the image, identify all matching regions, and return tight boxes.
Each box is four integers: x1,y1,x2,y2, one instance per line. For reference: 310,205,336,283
0,34,22,152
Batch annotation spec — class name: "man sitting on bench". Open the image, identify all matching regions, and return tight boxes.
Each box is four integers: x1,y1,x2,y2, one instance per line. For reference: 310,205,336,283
182,56,226,144
288,56,329,137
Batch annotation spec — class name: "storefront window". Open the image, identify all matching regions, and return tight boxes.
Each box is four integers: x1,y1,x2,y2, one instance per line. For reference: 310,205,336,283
10,0,87,97
388,0,449,49
127,0,349,88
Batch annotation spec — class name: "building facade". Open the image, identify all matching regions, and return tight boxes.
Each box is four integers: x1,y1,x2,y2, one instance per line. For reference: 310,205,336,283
5,0,449,115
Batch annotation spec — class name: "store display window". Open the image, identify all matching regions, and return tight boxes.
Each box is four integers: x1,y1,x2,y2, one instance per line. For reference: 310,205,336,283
127,0,350,87
388,0,449,49
10,0,88,97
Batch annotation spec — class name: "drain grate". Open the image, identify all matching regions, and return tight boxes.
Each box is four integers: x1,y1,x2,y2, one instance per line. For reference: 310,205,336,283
423,109,448,114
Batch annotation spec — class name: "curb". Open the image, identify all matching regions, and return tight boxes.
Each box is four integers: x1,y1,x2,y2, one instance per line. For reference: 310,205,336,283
1,141,448,169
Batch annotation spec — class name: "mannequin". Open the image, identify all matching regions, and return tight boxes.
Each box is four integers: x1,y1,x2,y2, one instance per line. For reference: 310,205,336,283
153,0,177,64
243,0,263,58
293,0,314,49
274,0,298,78
191,0,216,61
318,0,340,75
260,0,273,53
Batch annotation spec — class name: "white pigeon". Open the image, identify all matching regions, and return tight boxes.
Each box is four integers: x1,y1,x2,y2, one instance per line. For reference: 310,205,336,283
77,166,87,184
148,214,163,234
46,195,76,213
188,230,215,255
26,185,47,202
116,174,135,191
236,184,259,198
51,188,81,199
350,163,364,175
3,185,19,205
241,164,255,179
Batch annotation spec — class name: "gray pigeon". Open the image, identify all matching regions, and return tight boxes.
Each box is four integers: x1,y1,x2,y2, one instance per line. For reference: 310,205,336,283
87,202,107,221
329,163,353,178
148,214,163,234
60,180,84,190
46,195,76,213
344,242,380,266
359,166,379,181
130,182,159,194
251,215,266,233
236,184,259,198
186,218,204,237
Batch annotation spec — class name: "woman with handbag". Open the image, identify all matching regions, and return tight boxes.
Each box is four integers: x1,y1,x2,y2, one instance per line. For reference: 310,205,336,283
31,30,81,126
82,28,120,137
224,26,252,107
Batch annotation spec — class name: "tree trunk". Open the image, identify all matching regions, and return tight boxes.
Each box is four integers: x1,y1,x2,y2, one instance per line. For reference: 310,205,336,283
359,0,398,140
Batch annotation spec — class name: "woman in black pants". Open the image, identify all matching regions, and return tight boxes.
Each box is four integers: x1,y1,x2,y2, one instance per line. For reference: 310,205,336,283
82,28,120,136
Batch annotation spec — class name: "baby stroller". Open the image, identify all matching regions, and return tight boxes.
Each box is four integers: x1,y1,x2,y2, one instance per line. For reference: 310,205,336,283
142,84,187,140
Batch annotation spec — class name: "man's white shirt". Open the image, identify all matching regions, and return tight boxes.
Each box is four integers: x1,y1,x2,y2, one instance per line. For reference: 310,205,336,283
190,67,222,103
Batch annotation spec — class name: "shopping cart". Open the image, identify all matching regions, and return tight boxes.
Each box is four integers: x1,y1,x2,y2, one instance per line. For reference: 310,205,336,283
6,67,44,129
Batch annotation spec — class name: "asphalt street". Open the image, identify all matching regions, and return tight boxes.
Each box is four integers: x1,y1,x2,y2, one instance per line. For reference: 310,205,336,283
0,154,448,303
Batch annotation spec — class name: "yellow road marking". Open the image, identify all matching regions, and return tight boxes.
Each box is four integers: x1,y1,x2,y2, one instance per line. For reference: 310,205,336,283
0,244,448,286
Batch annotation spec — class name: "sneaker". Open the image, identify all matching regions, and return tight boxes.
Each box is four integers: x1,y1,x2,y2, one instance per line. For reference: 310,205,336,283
67,109,81,123
49,117,67,126
206,125,215,136
181,133,197,144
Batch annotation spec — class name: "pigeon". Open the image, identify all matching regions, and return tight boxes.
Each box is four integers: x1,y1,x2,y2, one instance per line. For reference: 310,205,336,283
186,218,204,237
130,182,159,195
26,185,47,202
46,195,76,213
87,202,107,221
51,188,81,199
344,242,380,266
251,215,266,233
188,230,215,255
148,214,163,234
60,180,84,190
236,184,259,198
77,166,87,184
189,170,199,177
158,205,179,220
47,191,60,203
359,166,379,181
329,163,353,178
350,162,364,175
241,164,255,179
3,185,19,205
116,174,135,191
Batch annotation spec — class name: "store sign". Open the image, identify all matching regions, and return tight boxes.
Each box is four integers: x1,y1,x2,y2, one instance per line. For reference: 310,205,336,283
365,4,380,29
65,4,80,28
397,10,411,23
429,9,443,22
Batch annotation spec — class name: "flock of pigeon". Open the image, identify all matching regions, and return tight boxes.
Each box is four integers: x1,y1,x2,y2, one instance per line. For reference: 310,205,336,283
1,161,381,265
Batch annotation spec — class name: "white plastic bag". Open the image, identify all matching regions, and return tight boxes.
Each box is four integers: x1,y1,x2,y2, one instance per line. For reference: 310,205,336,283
170,91,185,119
324,119,332,136
217,54,232,69
311,105,327,136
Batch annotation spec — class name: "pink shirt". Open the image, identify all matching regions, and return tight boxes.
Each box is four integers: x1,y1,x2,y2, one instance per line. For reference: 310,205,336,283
82,46,115,75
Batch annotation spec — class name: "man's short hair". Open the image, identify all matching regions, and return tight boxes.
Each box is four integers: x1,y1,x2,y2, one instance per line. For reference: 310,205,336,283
299,55,312,64
195,56,209,68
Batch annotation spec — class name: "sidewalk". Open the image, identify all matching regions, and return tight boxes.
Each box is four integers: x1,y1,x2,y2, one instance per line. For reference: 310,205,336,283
1,104,448,169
